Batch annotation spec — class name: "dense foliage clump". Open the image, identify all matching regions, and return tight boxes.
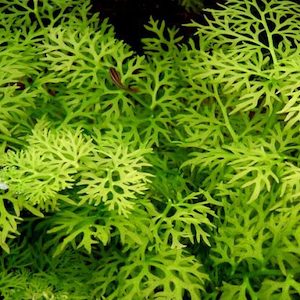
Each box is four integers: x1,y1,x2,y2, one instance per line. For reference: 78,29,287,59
0,0,300,298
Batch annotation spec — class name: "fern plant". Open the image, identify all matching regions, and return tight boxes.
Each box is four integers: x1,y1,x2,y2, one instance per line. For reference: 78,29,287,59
0,0,299,299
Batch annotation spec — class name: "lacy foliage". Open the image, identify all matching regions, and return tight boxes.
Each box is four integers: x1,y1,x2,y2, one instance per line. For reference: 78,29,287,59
0,0,299,299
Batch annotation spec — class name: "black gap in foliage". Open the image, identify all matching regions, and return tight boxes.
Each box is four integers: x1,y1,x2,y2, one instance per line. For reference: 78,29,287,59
90,0,224,53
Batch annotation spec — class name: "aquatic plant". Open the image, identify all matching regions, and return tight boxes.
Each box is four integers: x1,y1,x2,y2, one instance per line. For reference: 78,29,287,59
0,0,299,298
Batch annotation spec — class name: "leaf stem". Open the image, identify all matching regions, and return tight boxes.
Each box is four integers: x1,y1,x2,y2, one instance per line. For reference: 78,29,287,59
33,0,44,28
0,135,28,147
213,84,238,142
262,101,282,136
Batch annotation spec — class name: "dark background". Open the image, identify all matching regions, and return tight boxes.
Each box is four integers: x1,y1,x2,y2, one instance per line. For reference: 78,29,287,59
90,0,224,53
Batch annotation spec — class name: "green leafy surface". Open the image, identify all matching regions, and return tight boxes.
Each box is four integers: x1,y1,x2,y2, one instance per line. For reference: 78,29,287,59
0,0,300,299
